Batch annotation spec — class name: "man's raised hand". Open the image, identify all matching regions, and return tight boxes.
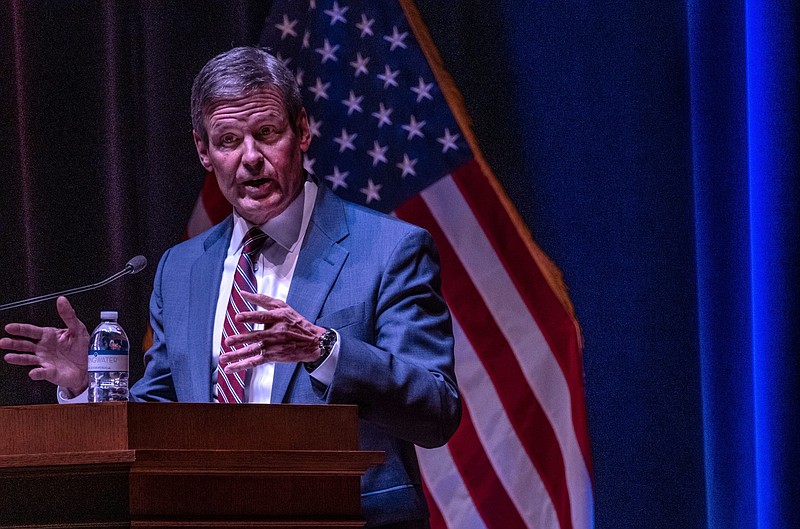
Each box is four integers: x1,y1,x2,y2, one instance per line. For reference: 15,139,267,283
1,296,89,396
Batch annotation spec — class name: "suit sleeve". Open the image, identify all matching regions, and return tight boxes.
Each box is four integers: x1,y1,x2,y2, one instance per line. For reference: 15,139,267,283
322,228,461,449
129,249,178,402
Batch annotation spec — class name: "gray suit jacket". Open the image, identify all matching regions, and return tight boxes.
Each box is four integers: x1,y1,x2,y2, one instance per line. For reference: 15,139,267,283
131,183,461,526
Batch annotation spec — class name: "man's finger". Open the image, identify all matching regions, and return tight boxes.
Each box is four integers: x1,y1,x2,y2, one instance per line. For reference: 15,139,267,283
224,329,272,346
3,323,44,341
220,342,262,364
28,367,52,381
222,350,264,373
240,291,280,308
4,352,41,366
56,296,86,333
225,330,288,348
234,309,283,325
0,338,38,354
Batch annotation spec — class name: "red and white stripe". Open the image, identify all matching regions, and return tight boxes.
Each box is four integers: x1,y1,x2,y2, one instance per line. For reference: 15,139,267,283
186,159,593,527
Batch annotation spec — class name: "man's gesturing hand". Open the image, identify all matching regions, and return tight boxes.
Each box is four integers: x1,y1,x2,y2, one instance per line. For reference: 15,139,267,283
221,291,325,373
1,296,90,396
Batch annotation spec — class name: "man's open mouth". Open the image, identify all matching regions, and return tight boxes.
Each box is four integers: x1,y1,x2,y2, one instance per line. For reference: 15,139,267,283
244,178,270,188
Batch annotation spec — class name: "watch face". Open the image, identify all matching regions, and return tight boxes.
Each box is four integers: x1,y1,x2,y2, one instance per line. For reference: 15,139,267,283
322,329,336,351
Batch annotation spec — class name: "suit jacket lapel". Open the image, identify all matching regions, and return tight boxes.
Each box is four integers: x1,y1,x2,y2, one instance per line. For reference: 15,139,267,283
187,217,232,402
271,185,349,403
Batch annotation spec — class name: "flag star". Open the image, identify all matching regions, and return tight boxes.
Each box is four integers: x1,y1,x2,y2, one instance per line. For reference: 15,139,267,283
275,51,291,67
437,128,461,153
309,0,316,9
324,1,348,25
308,116,322,138
325,166,349,190
377,65,400,89
308,77,331,101
367,141,389,166
411,77,435,102
302,30,311,49
356,14,375,37
370,102,393,127
383,26,409,51
275,14,298,39
360,179,383,204
315,39,340,63
333,128,358,153
303,155,316,175
401,115,426,140
396,153,418,178
295,67,304,87
341,90,364,115
350,52,370,77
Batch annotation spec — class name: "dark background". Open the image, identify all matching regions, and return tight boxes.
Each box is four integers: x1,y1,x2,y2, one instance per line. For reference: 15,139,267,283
1,2,797,528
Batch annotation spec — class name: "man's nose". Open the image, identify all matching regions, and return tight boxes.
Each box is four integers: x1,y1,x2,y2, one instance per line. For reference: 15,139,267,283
242,137,264,171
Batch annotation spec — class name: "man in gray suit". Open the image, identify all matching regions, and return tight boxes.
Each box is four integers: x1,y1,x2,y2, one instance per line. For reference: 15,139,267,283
1,47,461,528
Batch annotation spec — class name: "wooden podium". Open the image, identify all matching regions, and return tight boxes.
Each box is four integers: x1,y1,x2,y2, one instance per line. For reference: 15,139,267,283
0,403,384,528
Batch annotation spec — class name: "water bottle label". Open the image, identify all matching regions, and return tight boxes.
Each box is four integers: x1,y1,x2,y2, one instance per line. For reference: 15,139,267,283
88,349,129,372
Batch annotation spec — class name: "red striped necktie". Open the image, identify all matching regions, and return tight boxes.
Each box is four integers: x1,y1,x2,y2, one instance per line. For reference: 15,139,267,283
216,227,270,404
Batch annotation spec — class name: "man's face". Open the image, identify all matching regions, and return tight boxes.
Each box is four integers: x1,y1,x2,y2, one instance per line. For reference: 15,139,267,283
193,87,311,225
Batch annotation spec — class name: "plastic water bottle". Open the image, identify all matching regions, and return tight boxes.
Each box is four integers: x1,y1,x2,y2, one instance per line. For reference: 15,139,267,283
88,311,129,402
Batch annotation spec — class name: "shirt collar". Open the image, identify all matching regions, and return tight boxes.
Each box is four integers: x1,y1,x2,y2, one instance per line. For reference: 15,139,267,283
230,180,315,253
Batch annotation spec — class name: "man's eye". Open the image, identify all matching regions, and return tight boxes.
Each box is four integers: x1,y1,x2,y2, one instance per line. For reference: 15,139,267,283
221,134,237,145
259,127,275,136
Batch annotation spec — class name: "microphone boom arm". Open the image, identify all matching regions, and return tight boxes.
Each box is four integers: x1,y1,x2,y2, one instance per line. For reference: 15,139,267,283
0,257,147,313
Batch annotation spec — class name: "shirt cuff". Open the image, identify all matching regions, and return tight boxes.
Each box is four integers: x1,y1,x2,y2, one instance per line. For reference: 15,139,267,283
308,328,340,386
57,386,89,404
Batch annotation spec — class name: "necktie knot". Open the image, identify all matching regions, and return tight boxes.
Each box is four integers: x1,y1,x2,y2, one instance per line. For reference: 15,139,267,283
243,228,269,258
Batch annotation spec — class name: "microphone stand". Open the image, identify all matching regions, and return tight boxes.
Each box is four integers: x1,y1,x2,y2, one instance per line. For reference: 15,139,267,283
0,257,147,313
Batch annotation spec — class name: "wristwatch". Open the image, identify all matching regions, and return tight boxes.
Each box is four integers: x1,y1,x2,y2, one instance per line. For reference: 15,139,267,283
304,328,336,372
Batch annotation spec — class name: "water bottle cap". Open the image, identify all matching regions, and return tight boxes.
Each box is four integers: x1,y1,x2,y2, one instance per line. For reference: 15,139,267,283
100,311,118,321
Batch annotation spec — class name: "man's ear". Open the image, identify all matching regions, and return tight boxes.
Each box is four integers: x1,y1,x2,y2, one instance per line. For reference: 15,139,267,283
296,108,312,153
193,130,214,171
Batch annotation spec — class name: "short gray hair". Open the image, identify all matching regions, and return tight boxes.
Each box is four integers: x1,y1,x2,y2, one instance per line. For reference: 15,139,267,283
191,47,303,142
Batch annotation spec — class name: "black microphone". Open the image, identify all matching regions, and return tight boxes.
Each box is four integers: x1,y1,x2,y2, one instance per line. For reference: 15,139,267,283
0,255,148,312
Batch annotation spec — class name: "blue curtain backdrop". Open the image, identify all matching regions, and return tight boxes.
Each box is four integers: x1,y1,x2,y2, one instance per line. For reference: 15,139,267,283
1,1,798,528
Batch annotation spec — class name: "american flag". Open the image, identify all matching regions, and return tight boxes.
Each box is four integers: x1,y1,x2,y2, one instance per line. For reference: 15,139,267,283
186,1,594,527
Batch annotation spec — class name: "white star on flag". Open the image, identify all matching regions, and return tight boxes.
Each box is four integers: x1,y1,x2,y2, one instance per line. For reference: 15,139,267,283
324,1,348,25
356,14,375,37
384,26,409,51
333,128,358,153
437,128,461,153
308,116,322,138
275,14,298,39
360,179,382,203
370,102,393,127
411,77,435,102
324,166,349,190
315,39,340,63
396,153,418,178
275,52,291,67
302,30,311,49
342,91,364,115
308,77,331,101
367,141,389,166
401,115,426,140
350,52,370,77
377,65,400,88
